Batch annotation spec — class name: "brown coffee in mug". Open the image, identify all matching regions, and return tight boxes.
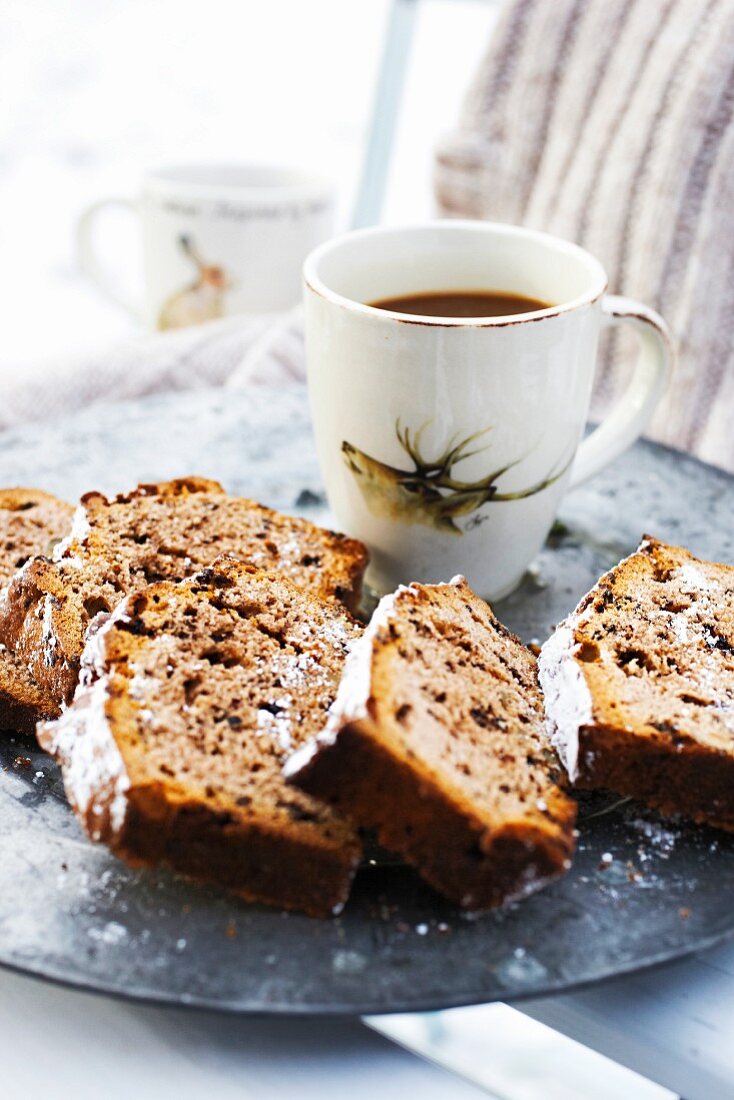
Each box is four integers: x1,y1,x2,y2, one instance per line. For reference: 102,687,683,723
370,289,550,318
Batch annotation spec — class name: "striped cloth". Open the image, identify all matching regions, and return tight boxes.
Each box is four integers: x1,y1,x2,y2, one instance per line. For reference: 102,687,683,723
435,0,734,473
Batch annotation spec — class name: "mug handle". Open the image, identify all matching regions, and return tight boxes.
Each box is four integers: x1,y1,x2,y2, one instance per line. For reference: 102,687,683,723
570,294,673,487
76,198,142,319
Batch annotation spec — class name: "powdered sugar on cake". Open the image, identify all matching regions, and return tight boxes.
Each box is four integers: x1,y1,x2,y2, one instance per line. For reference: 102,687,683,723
39,601,133,838
284,578,466,779
538,540,668,781
284,588,399,777
256,695,295,752
676,562,719,595
40,675,130,840
327,577,468,728
538,621,592,782
80,602,132,685
327,589,403,718
539,538,734,781
40,595,59,668
52,502,91,565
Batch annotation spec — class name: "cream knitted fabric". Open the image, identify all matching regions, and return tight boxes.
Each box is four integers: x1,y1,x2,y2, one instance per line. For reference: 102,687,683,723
435,0,734,472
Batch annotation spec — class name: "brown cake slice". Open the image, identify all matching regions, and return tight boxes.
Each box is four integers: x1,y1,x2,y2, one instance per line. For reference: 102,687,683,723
37,557,363,916
539,536,734,831
0,488,73,586
286,576,576,909
0,489,74,731
0,477,367,719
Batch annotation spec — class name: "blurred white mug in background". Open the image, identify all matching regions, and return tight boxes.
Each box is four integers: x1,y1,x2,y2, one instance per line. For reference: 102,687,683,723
77,163,335,331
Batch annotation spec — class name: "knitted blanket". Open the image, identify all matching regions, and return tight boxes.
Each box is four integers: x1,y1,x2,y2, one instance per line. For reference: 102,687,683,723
435,0,734,473
0,309,305,433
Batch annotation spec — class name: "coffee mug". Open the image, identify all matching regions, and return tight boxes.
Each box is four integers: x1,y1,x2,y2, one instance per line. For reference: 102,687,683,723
304,220,672,600
78,163,335,330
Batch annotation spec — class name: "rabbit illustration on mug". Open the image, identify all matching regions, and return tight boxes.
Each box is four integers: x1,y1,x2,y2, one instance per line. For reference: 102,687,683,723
158,236,233,330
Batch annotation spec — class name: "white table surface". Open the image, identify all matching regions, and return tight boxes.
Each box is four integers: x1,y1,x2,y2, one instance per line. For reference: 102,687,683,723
372,941,734,1100
0,965,487,1100
6,938,734,1099
521,940,734,1100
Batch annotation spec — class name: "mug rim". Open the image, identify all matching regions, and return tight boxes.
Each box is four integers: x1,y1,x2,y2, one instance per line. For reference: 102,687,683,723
303,219,608,326
142,162,335,205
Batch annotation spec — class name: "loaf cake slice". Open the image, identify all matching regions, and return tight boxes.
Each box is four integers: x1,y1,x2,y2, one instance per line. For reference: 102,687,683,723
38,557,363,916
0,477,367,719
0,489,74,732
0,488,74,587
286,576,577,909
539,536,734,831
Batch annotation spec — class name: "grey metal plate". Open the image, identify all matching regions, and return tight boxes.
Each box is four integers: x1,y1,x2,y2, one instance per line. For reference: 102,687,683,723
0,386,733,1015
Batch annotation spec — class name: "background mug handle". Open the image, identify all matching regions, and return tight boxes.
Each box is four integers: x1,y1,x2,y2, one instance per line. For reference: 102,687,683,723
570,295,674,487
76,198,142,320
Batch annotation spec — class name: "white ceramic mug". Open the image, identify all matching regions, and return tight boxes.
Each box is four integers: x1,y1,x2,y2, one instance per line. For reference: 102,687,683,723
78,163,335,330
304,220,673,600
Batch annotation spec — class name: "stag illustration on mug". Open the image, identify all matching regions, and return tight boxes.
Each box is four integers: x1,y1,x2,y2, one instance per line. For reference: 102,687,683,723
342,420,571,535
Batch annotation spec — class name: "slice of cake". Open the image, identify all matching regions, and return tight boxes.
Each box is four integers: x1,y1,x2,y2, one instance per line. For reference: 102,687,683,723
0,477,367,719
37,557,362,916
0,489,74,731
0,488,73,586
285,576,577,909
539,536,734,831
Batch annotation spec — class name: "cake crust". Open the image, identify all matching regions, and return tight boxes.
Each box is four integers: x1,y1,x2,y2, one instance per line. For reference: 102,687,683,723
0,488,73,587
38,557,363,917
539,536,734,830
287,577,576,909
0,488,74,730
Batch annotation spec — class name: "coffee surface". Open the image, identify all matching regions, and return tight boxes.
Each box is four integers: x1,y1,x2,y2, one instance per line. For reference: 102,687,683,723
369,289,551,318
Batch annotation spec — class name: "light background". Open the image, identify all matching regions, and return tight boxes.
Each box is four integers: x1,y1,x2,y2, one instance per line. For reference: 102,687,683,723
0,0,495,378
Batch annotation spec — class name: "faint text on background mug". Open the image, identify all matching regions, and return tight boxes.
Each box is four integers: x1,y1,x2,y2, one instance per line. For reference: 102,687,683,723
304,220,673,600
78,163,335,331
